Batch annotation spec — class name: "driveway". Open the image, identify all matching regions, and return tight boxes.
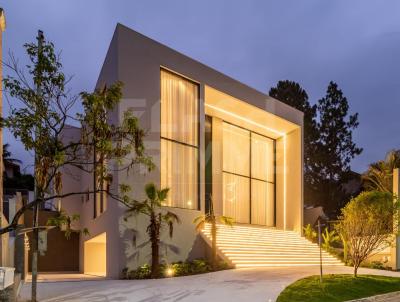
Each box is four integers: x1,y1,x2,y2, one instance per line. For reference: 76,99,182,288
19,266,400,302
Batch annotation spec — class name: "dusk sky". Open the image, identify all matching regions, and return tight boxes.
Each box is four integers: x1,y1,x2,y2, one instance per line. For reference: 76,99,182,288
2,1,400,173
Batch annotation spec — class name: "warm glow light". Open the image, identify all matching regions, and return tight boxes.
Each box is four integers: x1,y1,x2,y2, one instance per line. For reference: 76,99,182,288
283,134,287,231
166,267,174,277
206,103,288,229
205,104,286,137
200,223,343,268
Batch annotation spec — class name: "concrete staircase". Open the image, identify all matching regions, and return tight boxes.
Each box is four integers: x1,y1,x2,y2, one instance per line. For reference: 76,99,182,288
201,224,343,268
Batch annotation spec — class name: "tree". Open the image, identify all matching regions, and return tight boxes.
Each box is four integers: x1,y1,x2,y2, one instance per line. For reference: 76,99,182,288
336,191,399,277
3,34,153,300
314,82,362,215
123,183,181,278
270,81,362,215
193,196,233,270
269,80,319,192
362,150,400,193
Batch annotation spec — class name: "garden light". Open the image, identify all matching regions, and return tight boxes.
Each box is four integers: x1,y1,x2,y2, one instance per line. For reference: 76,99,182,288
166,267,174,277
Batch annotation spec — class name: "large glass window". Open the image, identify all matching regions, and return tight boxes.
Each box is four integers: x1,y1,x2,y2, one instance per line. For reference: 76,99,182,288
222,122,275,226
160,70,199,210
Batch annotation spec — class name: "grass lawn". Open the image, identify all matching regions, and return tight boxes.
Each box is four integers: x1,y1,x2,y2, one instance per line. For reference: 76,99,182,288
277,274,400,302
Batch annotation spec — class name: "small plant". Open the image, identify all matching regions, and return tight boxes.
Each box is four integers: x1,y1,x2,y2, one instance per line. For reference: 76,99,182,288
124,183,181,278
193,196,233,270
122,259,231,279
369,261,385,270
303,224,317,242
338,231,349,264
322,228,339,252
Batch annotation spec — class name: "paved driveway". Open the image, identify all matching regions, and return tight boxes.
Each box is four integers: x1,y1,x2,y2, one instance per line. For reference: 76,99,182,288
19,266,400,302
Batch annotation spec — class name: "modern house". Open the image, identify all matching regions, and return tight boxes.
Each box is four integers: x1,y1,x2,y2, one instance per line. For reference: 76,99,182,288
58,24,342,279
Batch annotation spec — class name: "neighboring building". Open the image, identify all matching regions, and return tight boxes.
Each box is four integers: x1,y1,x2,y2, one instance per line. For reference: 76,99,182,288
57,24,341,278
4,162,20,179
303,205,328,228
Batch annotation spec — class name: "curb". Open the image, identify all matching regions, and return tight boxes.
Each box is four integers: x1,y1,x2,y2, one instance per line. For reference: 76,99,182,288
346,291,400,301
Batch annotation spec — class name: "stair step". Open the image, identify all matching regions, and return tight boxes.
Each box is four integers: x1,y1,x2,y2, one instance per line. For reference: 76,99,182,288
201,224,343,268
235,263,344,268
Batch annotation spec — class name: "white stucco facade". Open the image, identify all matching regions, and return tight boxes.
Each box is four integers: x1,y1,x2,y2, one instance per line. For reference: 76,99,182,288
61,24,304,278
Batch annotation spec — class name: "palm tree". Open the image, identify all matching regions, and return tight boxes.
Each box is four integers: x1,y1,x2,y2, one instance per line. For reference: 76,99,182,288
193,196,233,270
124,183,180,278
363,150,400,193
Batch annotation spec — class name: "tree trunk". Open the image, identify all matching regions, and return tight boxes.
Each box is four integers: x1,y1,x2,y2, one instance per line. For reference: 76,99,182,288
211,220,217,270
151,238,159,278
354,262,359,277
150,214,160,278
31,204,39,302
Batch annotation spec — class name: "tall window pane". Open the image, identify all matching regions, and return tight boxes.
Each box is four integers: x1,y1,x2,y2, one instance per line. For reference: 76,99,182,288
223,123,250,177
251,133,274,182
223,173,250,224
160,69,199,210
161,70,198,147
251,180,275,226
161,139,197,209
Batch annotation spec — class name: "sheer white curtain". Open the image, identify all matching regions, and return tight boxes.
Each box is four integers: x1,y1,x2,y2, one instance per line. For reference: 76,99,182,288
161,140,197,209
160,70,199,209
222,123,275,226
222,123,250,223
222,123,250,176
161,70,198,146
251,180,275,226
251,133,274,182
251,133,275,226
223,173,250,223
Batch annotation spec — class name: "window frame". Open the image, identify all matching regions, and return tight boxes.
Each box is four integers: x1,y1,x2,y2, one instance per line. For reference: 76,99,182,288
160,68,200,211
221,120,276,226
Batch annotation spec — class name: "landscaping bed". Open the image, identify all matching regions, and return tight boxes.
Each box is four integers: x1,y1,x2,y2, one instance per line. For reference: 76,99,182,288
276,274,400,302
122,259,231,279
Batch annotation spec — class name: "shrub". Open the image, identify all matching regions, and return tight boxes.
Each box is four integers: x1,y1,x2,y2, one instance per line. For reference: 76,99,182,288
336,191,399,277
122,259,231,279
322,229,339,252
303,224,317,242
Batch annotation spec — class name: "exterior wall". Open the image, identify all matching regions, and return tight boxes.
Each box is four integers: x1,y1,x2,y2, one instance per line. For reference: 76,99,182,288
390,168,400,269
25,210,80,272
211,117,223,216
61,23,304,278
84,240,106,276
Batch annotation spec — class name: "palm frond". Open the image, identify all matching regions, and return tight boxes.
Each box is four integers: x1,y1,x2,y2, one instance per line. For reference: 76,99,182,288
159,241,180,254
144,182,157,200
195,220,205,232
164,211,181,224
219,216,234,226
157,187,169,202
193,214,205,225
163,211,180,238
125,200,151,216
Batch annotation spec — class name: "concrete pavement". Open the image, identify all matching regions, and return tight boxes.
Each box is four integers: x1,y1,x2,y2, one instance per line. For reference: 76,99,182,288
19,266,400,302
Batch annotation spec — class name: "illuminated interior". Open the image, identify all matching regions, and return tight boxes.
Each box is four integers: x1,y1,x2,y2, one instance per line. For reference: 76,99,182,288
205,86,302,231
160,69,199,210
84,232,106,276
159,69,302,231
